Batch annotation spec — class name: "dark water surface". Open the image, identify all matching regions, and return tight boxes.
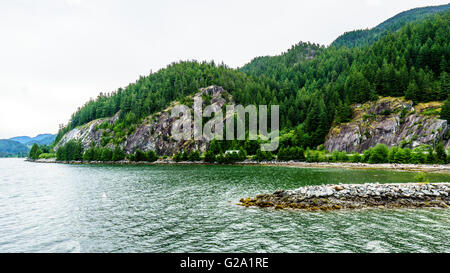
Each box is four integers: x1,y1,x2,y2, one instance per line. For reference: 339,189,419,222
1,158,449,253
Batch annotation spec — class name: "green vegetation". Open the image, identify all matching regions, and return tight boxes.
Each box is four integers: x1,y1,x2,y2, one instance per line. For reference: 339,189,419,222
172,150,201,162
332,4,449,48
55,61,268,147
188,150,201,162
48,6,450,168
58,142,143,162
368,144,390,164
440,99,450,121
56,140,83,161
38,153,56,159
241,11,450,145
253,150,275,162
0,139,29,158
129,149,158,162
112,146,126,161
52,136,449,166
270,143,447,165
215,150,247,164
29,144,42,160
54,11,450,152
28,143,55,160
414,172,430,182
209,142,449,164
277,147,305,161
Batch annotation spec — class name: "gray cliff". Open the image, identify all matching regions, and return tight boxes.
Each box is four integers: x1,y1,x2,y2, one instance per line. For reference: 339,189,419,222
324,97,448,153
55,86,232,155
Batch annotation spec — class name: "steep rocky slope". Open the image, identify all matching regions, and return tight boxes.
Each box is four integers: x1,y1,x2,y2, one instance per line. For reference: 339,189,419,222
56,86,232,155
324,97,448,153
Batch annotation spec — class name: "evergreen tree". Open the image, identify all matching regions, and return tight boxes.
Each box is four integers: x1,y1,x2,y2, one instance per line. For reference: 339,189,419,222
438,72,449,100
405,80,420,103
204,151,216,163
56,146,65,161
29,144,42,160
440,100,450,121
435,142,447,164
425,146,436,164
135,149,146,162
101,148,113,161
112,146,125,161
335,99,353,124
369,144,389,164
83,146,95,161
350,153,361,163
188,151,201,162
173,152,182,162
394,148,407,164
147,150,158,162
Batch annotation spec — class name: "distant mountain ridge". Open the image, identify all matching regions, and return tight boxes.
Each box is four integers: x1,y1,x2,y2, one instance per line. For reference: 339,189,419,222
239,42,322,79
10,134,56,146
332,3,450,48
9,136,32,143
0,134,56,158
0,140,29,157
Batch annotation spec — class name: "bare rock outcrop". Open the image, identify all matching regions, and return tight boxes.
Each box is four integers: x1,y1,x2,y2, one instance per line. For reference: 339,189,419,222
55,86,233,155
324,97,448,153
55,112,121,151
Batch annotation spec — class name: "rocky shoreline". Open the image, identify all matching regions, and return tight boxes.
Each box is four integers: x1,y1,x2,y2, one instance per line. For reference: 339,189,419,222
239,183,450,211
257,161,450,173
27,158,450,173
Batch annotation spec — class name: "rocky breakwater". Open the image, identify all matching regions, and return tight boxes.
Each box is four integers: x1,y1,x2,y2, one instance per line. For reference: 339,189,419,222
239,183,450,211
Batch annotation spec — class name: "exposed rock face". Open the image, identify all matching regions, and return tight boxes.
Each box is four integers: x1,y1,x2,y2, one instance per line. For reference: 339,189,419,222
239,183,450,211
324,97,448,153
123,85,232,155
56,112,121,151
56,86,233,155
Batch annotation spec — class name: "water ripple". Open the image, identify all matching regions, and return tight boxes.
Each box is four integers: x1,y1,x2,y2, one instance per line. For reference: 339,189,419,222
0,158,449,253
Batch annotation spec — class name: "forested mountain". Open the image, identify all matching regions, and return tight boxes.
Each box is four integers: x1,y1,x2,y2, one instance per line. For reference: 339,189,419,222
241,10,449,147
55,8,450,154
55,61,274,144
240,42,324,79
332,3,450,48
11,134,56,146
0,134,56,158
9,136,32,144
0,140,29,157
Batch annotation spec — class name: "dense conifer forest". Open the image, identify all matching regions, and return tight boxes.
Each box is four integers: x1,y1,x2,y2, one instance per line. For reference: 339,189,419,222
52,7,449,161
332,4,450,48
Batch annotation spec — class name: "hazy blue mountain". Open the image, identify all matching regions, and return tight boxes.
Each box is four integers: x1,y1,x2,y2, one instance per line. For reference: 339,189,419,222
9,136,32,144
332,3,450,48
10,134,56,147
0,140,29,158
23,134,56,146
0,134,56,157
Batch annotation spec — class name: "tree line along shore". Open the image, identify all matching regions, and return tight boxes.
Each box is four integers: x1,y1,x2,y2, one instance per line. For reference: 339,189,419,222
28,140,450,170
30,11,450,168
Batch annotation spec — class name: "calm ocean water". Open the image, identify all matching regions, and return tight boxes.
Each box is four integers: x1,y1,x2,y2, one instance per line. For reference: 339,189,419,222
0,158,449,253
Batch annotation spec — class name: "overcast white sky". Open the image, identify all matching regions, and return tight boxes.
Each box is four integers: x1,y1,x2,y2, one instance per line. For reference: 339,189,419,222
0,0,448,139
